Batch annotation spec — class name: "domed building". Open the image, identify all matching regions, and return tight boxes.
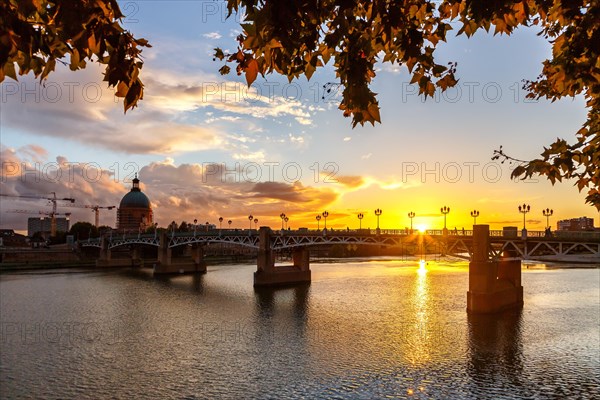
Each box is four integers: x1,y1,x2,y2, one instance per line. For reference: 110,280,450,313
117,174,153,232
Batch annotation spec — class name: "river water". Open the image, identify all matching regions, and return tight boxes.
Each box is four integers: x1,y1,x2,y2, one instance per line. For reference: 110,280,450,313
1,259,598,399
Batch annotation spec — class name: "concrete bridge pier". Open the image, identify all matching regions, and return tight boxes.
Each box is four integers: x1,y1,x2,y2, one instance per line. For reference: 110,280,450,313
99,236,111,263
254,227,311,286
153,232,206,274
96,236,127,267
192,245,207,272
467,225,523,313
131,246,142,267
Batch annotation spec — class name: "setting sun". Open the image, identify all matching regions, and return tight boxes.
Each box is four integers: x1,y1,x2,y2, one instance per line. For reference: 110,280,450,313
416,224,428,233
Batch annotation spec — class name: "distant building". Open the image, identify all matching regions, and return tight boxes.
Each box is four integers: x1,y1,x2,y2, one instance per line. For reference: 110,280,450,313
117,174,153,232
27,217,70,238
557,217,595,231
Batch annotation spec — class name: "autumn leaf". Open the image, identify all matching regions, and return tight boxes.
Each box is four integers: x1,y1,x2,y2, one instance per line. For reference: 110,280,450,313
245,58,259,86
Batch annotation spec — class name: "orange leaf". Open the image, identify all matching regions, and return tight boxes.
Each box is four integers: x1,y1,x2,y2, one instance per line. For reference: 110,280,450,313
245,59,259,86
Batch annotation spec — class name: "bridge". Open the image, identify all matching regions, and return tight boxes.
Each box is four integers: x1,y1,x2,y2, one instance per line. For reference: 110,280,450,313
80,226,599,313
81,227,599,272
81,227,599,262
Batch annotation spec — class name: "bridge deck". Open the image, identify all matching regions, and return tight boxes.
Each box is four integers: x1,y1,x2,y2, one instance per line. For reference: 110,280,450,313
78,229,599,262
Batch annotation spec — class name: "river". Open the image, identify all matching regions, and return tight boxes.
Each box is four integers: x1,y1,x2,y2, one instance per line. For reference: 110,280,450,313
1,259,598,399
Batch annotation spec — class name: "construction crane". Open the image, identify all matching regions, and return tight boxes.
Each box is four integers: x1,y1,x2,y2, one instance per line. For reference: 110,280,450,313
84,205,116,227
0,192,75,236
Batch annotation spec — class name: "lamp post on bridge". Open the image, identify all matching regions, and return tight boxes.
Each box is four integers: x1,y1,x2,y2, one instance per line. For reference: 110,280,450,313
153,222,158,239
316,214,321,230
280,213,286,230
543,208,553,229
248,214,253,230
518,203,530,239
358,213,364,230
228,219,232,230
284,216,289,230
254,218,258,229
441,206,450,235
322,211,329,230
193,219,198,237
408,211,415,233
470,210,479,225
219,217,223,230
374,208,382,234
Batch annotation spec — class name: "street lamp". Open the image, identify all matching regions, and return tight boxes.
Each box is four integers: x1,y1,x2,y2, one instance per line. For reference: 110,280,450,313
374,208,382,230
441,206,450,230
543,208,553,229
248,214,253,230
316,214,321,230
254,218,258,229
228,219,232,229
470,210,479,225
280,213,286,230
193,218,198,236
322,211,329,230
358,213,364,229
284,216,289,230
518,203,530,232
219,217,223,230
408,211,415,232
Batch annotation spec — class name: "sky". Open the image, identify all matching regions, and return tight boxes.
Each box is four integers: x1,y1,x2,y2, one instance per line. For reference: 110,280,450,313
0,1,596,233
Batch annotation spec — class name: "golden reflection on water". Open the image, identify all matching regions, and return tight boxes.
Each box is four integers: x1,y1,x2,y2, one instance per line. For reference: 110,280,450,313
405,260,432,365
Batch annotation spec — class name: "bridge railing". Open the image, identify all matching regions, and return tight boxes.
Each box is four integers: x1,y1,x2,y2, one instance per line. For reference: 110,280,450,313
78,228,599,245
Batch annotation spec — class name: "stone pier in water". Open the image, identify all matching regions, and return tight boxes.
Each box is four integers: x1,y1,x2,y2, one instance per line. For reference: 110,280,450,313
467,224,523,313
254,227,311,286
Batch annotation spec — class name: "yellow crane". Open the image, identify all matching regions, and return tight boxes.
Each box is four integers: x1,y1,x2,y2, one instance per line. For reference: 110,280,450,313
84,205,116,227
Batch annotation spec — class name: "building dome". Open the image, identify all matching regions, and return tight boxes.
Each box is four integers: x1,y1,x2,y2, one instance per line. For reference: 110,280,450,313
117,175,153,232
119,190,151,209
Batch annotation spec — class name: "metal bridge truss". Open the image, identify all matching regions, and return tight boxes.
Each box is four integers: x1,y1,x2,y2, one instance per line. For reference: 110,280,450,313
168,234,259,249
80,233,260,250
444,238,600,261
79,232,599,261
271,234,406,250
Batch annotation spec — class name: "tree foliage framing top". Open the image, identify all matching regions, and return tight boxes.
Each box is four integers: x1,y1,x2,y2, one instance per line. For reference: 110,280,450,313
0,0,149,111
1,1,598,208
213,0,599,209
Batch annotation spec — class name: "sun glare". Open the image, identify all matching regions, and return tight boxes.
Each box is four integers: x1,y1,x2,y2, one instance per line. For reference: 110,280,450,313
416,224,427,233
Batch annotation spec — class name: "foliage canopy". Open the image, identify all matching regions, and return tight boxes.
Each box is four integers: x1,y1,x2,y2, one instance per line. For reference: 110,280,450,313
1,1,598,208
214,0,599,208
0,0,149,111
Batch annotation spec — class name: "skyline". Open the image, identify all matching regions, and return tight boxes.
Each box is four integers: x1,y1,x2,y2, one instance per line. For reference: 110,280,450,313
0,1,595,233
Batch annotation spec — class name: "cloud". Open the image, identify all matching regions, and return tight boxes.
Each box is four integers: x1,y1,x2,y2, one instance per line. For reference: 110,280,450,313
143,74,313,125
0,147,127,229
202,32,222,39
1,150,341,231
333,175,365,188
232,151,265,162
250,181,337,204
137,160,338,227
0,65,313,156
295,117,311,125
0,67,225,155
289,133,304,144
